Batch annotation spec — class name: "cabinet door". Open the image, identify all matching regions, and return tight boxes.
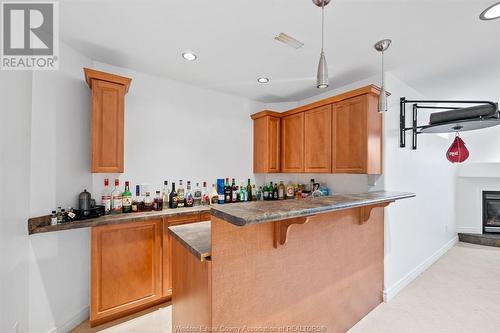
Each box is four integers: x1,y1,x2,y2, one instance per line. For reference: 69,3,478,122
253,116,280,173
91,219,162,326
91,79,125,173
162,218,172,297
332,95,367,173
281,113,304,173
304,105,332,173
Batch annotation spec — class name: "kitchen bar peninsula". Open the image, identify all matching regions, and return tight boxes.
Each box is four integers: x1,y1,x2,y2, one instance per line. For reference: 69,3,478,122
169,191,414,333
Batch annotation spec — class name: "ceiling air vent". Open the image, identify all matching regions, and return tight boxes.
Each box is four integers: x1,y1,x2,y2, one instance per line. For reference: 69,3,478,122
274,33,304,49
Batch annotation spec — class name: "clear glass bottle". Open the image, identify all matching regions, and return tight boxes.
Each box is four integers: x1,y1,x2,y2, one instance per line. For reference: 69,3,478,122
111,179,122,214
257,186,263,201
194,182,202,206
201,182,210,206
278,181,285,200
143,192,153,211
56,206,62,224
50,210,57,226
286,182,295,200
252,184,257,201
185,181,194,207
101,178,111,214
177,180,185,208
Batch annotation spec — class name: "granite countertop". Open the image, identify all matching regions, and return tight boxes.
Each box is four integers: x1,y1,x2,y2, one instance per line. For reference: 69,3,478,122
169,221,211,261
210,191,415,226
28,205,211,235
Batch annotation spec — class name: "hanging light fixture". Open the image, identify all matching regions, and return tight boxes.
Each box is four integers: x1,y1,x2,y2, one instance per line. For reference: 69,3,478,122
313,0,331,89
374,39,391,113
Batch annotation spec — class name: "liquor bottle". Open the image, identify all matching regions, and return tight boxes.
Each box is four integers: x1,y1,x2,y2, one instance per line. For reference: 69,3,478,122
273,183,279,200
309,179,315,193
263,183,270,201
50,211,57,226
153,190,163,211
201,182,210,206
185,181,194,207
169,182,178,209
56,206,62,224
224,178,232,203
252,184,257,201
257,186,263,201
61,209,67,223
240,185,247,202
236,186,242,202
162,181,169,209
286,182,295,200
177,180,185,207
278,181,285,200
231,178,237,203
194,182,202,206
211,184,219,204
135,185,143,211
246,179,252,201
143,192,153,211
111,179,122,214
122,181,132,213
101,178,111,214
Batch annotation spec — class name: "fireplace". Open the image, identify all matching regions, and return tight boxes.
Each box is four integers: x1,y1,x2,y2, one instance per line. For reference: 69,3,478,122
483,191,500,233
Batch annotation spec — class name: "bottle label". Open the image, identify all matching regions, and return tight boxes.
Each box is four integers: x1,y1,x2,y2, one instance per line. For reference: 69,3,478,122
102,195,111,212
112,196,122,211
286,187,294,197
123,197,132,207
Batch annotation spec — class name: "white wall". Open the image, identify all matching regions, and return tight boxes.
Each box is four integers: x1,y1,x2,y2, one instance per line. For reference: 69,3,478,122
89,61,264,198
0,71,32,333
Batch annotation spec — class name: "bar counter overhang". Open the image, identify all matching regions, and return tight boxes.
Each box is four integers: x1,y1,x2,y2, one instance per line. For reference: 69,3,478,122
169,191,414,333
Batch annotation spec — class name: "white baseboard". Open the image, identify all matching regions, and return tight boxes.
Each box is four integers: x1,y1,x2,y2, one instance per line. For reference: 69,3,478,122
456,227,481,234
383,235,458,302
46,306,89,333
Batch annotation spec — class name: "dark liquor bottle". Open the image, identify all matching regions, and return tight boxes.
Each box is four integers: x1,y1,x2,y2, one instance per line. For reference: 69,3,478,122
246,179,252,201
273,183,279,200
169,182,178,209
224,178,232,203
185,181,194,207
231,178,237,203
263,183,270,201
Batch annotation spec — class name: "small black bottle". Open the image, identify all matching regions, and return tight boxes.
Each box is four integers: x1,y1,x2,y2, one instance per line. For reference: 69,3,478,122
169,182,178,209
273,184,279,200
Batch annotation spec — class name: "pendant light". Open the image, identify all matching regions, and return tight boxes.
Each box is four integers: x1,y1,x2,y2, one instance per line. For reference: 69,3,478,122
374,39,391,113
313,0,331,89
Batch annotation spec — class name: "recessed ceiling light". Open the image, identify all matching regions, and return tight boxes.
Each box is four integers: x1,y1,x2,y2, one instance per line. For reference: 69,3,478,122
182,52,197,61
480,2,500,20
257,77,269,83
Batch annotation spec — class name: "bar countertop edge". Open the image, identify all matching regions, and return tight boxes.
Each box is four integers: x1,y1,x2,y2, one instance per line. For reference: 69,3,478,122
210,190,415,226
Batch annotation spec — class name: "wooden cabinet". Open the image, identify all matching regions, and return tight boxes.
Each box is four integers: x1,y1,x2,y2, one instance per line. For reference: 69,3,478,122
84,68,131,173
332,94,382,174
250,85,383,175
90,212,208,326
90,219,162,326
304,105,332,173
281,112,304,173
251,112,281,173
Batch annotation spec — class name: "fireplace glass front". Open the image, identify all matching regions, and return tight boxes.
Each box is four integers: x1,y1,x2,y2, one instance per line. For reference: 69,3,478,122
483,191,500,233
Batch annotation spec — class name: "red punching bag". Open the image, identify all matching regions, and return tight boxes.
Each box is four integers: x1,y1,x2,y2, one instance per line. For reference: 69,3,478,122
446,134,469,163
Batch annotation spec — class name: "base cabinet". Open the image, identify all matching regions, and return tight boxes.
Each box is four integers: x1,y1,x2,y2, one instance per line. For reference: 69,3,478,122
90,219,163,326
90,212,207,327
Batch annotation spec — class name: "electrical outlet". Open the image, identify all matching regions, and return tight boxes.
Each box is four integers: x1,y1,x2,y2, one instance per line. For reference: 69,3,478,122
13,322,19,333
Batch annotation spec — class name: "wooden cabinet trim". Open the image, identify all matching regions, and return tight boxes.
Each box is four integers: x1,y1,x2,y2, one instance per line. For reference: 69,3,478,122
84,67,132,93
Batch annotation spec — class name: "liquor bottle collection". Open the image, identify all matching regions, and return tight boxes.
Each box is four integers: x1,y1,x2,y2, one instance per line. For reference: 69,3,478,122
49,177,329,225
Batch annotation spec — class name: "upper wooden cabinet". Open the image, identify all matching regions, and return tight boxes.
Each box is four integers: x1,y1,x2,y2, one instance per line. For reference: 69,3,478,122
304,105,332,173
251,111,281,173
281,112,305,173
250,85,384,175
84,68,132,173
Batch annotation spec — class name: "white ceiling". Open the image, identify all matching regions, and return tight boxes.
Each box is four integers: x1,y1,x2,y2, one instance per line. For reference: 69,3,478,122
60,0,500,102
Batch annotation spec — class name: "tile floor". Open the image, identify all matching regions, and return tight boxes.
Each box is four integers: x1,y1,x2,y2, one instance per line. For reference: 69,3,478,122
72,242,500,333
